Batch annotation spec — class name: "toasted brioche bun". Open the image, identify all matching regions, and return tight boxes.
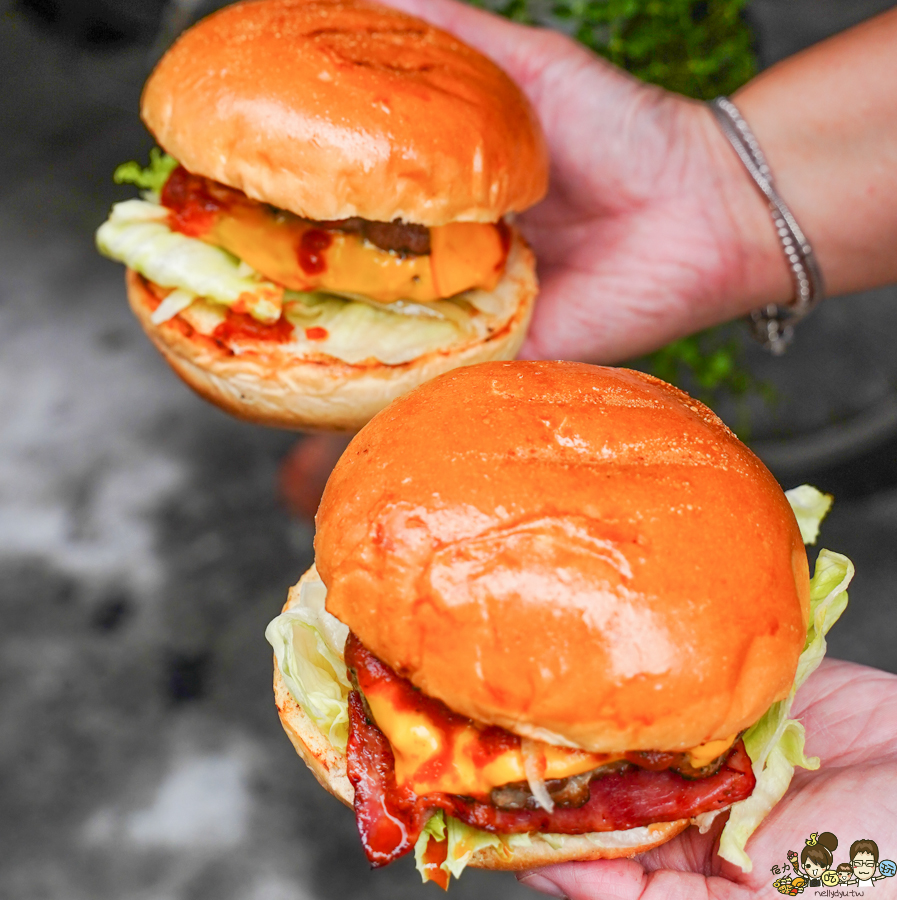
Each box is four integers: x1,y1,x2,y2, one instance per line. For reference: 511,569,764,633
125,231,535,431
141,0,548,226
273,566,691,867
316,361,810,752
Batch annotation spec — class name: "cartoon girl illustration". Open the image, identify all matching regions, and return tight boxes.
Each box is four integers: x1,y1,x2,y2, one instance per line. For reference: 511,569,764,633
798,832,838,886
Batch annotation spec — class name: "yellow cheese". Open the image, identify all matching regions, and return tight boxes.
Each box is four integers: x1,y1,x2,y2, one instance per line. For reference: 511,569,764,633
364,681,613,797
365,680,739,797
205,204,505,304
687,734,737,769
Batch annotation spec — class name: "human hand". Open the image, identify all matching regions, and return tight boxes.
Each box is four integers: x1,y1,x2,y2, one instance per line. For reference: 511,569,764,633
514,658,897,899
382,0,790,363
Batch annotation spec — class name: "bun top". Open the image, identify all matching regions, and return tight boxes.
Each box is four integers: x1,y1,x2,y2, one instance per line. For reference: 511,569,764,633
316,362,810,753
141,0,548,225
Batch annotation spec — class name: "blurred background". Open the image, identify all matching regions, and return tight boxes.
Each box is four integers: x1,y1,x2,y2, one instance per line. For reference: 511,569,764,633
1,0,896,897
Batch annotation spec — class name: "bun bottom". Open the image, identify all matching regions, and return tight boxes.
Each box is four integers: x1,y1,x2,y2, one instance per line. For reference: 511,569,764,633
126,232,536,432
273,568,692,871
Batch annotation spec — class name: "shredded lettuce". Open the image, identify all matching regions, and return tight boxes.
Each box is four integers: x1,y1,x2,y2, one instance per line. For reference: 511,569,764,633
717,547,852,870
283,291,467,365
96,200,283,323
414,811,532,885
264,572,351,752
113,148,179,197
785,484,834,545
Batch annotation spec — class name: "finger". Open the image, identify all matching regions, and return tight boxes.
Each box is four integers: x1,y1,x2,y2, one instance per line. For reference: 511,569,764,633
377,0,593,100
518,859,648,900
519,860,753,900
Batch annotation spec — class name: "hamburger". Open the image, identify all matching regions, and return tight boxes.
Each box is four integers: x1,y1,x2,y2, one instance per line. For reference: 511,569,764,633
96,0,546,431
265,361,853,884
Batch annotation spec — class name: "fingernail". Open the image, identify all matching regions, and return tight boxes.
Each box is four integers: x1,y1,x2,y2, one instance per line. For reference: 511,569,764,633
517,872,568,899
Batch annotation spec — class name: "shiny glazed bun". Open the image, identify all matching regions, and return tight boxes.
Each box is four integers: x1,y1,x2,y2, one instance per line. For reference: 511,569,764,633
125,230,535,431
141,0,548,225
274,567,691,867
315,361,810,752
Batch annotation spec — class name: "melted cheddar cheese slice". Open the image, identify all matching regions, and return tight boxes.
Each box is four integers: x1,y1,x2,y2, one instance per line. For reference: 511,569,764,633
686,735,738,769
364,677,616,796
190,198,506,304
364,677,738,797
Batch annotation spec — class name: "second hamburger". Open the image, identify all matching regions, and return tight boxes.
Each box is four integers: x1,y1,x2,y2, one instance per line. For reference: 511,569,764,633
96,0,547,430
266,362,853,883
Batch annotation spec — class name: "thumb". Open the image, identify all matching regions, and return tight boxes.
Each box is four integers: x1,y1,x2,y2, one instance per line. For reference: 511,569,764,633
376,0,588,97
518,859,649,900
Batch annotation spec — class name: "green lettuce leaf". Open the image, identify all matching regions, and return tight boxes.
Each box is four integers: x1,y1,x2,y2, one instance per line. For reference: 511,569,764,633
785,484,834,545
717,548,853,871
96,199,283,323
264,572,351,752
113,148,178,197
414,811,532,885
283,291,467,365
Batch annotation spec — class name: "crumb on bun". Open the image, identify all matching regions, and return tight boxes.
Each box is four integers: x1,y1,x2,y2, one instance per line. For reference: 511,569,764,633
315,361,811,751
141,0,548,225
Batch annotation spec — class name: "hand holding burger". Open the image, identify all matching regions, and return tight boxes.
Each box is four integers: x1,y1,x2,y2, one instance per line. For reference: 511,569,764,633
518,659,897,900
265,361,853,886
97,0,546,430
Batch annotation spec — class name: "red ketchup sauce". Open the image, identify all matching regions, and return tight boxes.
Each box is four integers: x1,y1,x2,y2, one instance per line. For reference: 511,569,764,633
347,633,518,791
345,634,757,870
160,166,235,238
495,220,512,271
297,229,333,275
212,311,294,344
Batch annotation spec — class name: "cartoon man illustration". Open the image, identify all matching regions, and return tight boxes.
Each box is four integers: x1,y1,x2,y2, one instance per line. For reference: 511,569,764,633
850,839,882,886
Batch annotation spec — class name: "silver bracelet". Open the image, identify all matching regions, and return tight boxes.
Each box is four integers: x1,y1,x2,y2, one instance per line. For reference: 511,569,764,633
708,96,824,355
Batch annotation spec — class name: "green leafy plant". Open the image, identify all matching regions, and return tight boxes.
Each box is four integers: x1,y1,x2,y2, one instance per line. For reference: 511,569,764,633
476,0,765,416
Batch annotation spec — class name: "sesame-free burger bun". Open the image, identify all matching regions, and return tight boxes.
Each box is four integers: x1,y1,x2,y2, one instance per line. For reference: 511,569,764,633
124,231,535,431
274,567,691,867
141,0,548,226
315,361,811,752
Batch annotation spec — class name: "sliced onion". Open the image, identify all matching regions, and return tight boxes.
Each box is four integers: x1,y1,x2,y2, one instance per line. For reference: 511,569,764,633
150,288,195,324
521,738,555,813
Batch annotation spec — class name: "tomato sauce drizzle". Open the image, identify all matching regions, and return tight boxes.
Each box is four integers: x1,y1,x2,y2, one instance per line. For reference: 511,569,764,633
160,166,236,238
495,220,512,270
212,311,295,344
348,633,519,790
297,229,333,275
346,635,757,869
420,830,450,890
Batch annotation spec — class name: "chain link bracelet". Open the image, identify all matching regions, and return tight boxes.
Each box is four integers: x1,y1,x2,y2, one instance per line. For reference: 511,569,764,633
708,96,825,355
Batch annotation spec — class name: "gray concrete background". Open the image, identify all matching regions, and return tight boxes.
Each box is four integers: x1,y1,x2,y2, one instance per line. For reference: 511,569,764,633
1,1,896,898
